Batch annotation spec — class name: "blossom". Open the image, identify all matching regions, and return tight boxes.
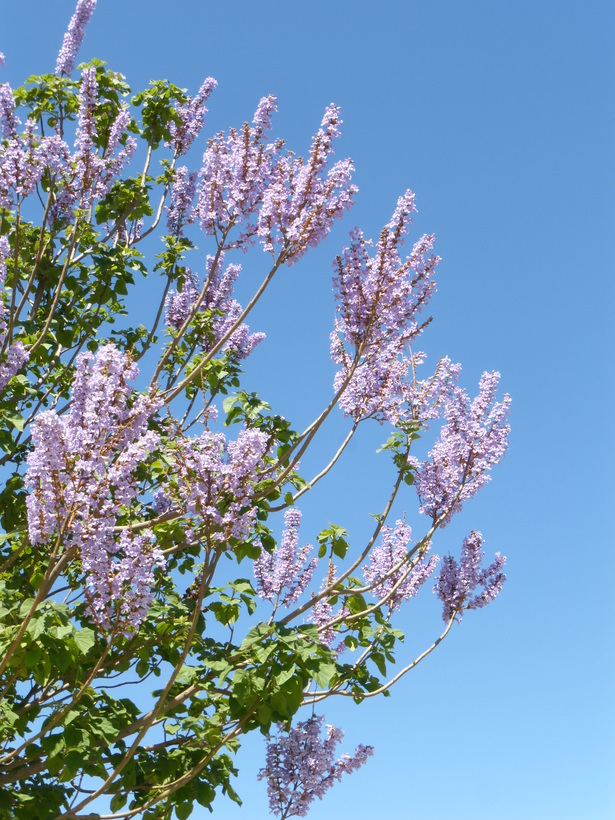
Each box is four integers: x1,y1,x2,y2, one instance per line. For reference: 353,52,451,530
0,235,29,393
331,194,440,423
82,529,165,631
254,508,317,606
25,345,163,632
401,354,462,424
73,68,136,210
164,269,200,329
257,105,357,262
23,411,71,545
0,81,19,140
166,77,217,156
434,530,506,622
55,0,97,76
0,119,47,209
166,165,198,234
363,520,438,611
258,715,373,818
0,341,28,394
195,95,283,246
311,561,348,654
164,256,265,360
158,426,270,546
409,370,511,527
41,134,79,224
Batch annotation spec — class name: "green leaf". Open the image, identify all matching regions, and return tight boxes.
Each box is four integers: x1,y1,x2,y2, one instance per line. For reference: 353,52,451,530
19,598,36,617
24,645,42,668
73,628,96,655
1,409,25,432
110,793,128,812
371,651,387,677
26,616,45,641
176,800,193,819
135,658,149,677
222,395,238,414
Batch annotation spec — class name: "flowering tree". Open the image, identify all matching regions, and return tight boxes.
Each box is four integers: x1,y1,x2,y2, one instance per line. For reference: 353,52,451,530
0,2,511,818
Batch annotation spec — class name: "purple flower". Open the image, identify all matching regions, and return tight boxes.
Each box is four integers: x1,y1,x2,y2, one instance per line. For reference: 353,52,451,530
0,341,28,394
311,562,348,654
164,269,200,329
331,196,441,423
196,95,283,247
166,77,217,156
254,508,317,607
164,256,265,361
258,715,373,818
409,371,511,527
257,105,357,262
0,119,47,209
0,235,29,392
55,0,97,76
434,530,506,622
41,135,79,224
82,529,165,632
25,345,163,632
403,354,462,424
363,520,438,611
159,426,270,546
166,165,198,234
24,410,71,545
73,68,136,211
0,81,19,140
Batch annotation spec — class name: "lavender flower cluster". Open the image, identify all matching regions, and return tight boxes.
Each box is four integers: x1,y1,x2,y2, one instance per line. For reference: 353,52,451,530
166,165,198,235
330,192,441,423
257,105,357,262
311,561,348,653
55,0,97,76
0,65,134,222
0,235,28,393
434,530,506,622
409,370,511,527
188,97,356,260
71,67,136,213
0,95,47,210
363,519,438,611
25,345,164,631
258,715,373,818
164,255,265,360
254,508,317,607
156,425,270,546
194,95,282,247
166,77,217,157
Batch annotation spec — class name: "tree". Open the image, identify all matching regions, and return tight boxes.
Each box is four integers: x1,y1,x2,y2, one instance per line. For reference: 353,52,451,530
0,2,511,817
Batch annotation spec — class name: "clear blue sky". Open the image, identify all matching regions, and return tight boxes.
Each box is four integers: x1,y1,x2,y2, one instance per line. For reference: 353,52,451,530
2,2,614,818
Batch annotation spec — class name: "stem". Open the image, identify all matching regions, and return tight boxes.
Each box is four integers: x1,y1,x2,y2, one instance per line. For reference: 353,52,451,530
161,254,285,402
8,194,52,339
305,617,455,703
28,216,80,357
279,442,409,627
0,640,114,767
268,421,359,512
56,534,212,817
149,226,231,387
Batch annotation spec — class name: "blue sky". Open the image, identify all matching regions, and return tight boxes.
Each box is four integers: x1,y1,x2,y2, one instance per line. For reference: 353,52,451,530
2,1,614,818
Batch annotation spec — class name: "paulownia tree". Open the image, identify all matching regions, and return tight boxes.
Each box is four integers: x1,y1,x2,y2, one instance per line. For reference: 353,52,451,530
0,2,511,818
